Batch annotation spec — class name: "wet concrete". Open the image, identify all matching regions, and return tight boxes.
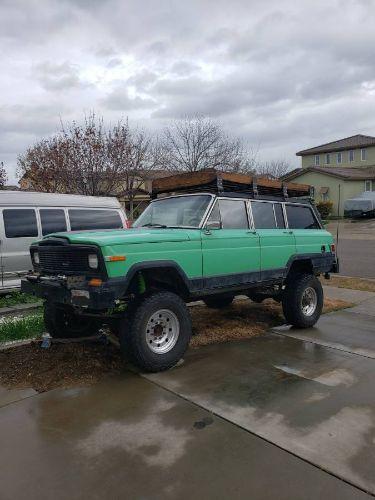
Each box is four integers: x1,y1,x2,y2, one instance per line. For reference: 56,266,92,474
274,310,375,358
0,385,37,408
1,374,369,500
145,334,375,494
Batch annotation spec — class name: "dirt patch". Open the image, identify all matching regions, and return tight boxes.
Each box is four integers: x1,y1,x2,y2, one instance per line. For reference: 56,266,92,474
0,341,124,393
0,297,351,392
321,275,375,293
190,297,351,347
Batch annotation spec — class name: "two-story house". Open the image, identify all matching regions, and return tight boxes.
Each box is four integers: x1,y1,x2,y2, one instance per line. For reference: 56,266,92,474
282,134,375,215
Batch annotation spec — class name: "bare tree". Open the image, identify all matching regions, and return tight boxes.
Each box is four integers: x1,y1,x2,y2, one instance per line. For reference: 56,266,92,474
159,115,254,173
0,162,8,188
255,159,291,179
17,113,156,218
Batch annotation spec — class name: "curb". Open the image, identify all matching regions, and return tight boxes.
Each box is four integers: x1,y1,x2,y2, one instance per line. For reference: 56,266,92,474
0,302,42,316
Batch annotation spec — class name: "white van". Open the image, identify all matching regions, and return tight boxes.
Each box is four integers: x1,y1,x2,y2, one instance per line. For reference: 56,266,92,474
0,191,128,290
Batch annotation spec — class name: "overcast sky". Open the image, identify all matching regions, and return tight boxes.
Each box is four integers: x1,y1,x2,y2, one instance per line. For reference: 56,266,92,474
1,0,375,183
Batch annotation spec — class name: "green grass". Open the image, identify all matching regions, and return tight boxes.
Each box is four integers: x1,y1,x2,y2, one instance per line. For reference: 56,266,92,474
0,292,40,309
0,311,45,343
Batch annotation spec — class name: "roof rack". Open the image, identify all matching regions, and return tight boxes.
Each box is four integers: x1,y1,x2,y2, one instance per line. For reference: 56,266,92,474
151,169,311,199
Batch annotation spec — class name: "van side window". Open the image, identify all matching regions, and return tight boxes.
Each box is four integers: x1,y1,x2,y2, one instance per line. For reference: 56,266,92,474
40,209,67,236
3,209,38,238
286,205,320,229
274,203,286,229
251,202,276,229
69,209,123,231
219,200,248,229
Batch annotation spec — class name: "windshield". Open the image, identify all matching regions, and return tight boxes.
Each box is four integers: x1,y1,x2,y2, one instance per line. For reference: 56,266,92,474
133,195,212,228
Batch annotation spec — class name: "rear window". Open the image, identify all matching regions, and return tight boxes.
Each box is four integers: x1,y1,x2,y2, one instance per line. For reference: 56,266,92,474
3,209,38,238
40,209,67,236
251,202,276,229
69,209,123,231
286,205,320,229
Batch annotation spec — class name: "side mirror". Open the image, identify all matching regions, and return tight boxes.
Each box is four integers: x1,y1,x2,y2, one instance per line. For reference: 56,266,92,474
205,220,222,231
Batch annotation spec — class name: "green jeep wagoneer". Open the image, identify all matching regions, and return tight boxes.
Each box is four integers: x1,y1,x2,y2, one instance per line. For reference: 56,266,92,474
22,171,338,372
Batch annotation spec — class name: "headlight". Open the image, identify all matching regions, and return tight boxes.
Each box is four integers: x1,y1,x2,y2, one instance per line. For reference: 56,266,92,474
88,254,99,269
33,252,40,264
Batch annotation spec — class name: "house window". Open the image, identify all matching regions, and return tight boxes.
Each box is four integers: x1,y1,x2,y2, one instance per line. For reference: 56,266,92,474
314,155,320,166
365,180,372,191
320,187,329,201
337,152,342,164
361,148,367,161
349,150,354,162
325,153,331,165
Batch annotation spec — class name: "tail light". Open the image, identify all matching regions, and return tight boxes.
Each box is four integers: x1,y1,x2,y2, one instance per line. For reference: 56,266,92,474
330,243,336,253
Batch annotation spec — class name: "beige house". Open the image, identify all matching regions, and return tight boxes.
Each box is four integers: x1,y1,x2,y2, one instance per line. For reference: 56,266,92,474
283,135,375,216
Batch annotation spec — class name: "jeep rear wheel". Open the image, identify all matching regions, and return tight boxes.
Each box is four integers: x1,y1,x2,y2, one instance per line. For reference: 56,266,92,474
282,273,323,328
119,291,192,372
44,302,100,338
203,294,234,309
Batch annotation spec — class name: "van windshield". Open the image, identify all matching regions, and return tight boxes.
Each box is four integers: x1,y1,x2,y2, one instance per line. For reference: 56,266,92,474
133,195,211,228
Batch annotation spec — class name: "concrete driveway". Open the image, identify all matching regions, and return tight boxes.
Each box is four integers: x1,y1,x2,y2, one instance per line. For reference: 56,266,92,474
1,298,375,499
326,219,375,278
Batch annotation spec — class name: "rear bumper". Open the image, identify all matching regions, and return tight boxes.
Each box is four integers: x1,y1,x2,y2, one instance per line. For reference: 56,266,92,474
21,276,126,310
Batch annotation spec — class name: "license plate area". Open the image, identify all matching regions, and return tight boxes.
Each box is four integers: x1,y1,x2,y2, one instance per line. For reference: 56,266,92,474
71,289,90,307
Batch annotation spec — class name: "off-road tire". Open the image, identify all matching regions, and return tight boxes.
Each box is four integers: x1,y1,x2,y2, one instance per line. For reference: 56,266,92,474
44,302,100,339
203,294,234,309
119,291,192,372
282,273,323,328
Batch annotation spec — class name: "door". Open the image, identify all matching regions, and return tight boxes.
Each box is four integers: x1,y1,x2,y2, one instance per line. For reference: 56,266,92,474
201,198,260,288
250,201,296,280
284,204,324,254
0,207,40,287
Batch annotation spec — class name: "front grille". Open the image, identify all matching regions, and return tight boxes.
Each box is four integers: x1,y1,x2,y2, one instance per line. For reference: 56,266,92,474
38,246,93,274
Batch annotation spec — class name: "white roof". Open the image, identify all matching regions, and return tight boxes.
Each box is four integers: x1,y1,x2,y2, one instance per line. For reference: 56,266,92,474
0,190,121,208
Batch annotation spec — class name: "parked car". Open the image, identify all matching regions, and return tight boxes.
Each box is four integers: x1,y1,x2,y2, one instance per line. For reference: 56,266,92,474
344,191,375,218
22,171,338,372
0,190,128,290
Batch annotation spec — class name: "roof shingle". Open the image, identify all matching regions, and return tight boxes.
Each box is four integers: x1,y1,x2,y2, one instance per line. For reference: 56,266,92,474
296,134,375,156
282,166,375,181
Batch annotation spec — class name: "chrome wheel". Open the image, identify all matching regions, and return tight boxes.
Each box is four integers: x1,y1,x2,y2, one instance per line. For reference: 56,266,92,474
301,287,318,316
145,309,180,354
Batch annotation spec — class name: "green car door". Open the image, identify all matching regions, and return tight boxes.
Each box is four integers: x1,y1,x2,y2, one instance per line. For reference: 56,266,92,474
250,200,296,280
201,198,261,287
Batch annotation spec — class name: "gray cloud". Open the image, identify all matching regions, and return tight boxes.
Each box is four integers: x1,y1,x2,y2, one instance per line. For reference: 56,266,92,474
1,0,375,183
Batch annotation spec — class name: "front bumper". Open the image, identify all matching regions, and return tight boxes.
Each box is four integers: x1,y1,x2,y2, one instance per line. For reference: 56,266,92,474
21,275,126,310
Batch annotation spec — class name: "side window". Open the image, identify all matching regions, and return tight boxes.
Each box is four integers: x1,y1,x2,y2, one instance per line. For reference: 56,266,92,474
218,200,248,229
286,205,320,229
251,202,276,229
69,209,123,231
206,201,221,225
3,209,38,238
40,209,67,236
274,203,286,229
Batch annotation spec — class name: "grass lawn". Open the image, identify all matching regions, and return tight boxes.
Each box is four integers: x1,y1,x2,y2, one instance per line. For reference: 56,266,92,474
322,275,375,293
0,311,44,343
0,292,40,309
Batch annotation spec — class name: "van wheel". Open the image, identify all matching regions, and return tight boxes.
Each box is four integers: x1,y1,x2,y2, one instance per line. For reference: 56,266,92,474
282,274,323,328
44,302,100,338
203,295,234,309
119,291,192,372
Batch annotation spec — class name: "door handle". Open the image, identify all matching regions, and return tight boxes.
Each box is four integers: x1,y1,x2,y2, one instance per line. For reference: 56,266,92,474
247,230,258,235
283,230,293,234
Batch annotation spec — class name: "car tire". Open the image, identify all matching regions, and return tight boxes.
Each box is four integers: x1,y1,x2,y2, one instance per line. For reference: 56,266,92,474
282,273,323,328
119,291,192,372
44,302,100,339
203,295,234,309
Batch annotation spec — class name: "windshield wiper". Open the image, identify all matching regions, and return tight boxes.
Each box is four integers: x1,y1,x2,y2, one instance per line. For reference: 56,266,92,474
141,223,168,228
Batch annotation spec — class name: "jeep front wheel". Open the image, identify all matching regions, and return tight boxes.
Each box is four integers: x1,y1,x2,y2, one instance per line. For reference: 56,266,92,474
119,291,192,372
282,273,323,328
44,302,100,338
